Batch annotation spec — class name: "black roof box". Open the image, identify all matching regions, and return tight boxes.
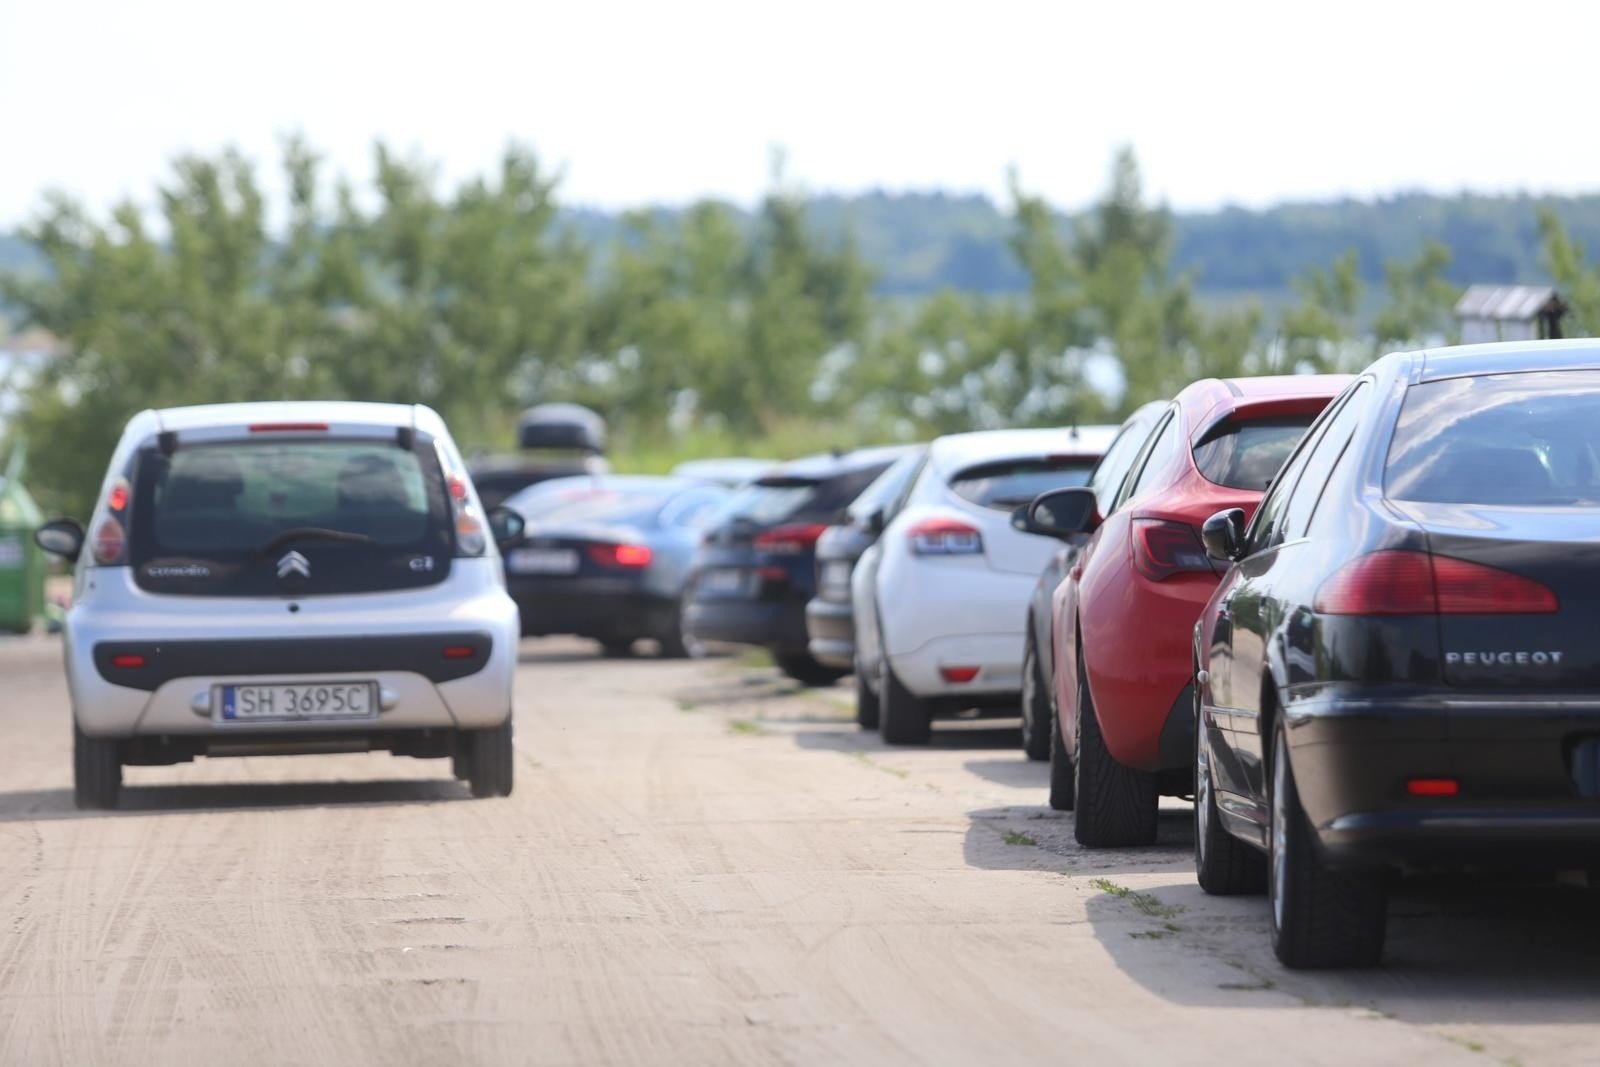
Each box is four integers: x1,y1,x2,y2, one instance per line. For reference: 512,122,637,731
517,404,606,454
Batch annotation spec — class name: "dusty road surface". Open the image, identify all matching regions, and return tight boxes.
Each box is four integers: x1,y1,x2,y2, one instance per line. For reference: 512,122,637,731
3,636,1600,1065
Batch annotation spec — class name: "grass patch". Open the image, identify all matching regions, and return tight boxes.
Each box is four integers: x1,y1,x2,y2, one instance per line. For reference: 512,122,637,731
1002,829,1039,847
1444,1035,1487,1055
1089,877,1185,920
1217,979,1274,992
1128,930,1172,940
728,719,765,736
735,648,774,669
675,699,697,712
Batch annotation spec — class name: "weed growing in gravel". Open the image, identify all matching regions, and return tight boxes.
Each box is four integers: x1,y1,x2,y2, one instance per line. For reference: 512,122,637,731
1002,829,1038,847
1088,878,1185,920
728,719,765,735
676,699,697,712
850,752,908,778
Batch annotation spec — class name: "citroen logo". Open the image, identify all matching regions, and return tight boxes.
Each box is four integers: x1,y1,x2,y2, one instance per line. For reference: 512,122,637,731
277,551,311,580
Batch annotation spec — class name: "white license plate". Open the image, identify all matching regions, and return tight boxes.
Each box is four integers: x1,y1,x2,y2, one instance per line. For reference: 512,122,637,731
507,547,580,575
216,682,377,722
701,568,748,595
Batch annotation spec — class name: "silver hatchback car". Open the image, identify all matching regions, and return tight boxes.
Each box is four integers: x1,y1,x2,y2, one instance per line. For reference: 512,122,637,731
34,402,523,809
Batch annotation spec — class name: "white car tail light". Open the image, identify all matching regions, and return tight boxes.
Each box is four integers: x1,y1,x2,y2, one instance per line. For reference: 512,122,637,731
908,517,983,556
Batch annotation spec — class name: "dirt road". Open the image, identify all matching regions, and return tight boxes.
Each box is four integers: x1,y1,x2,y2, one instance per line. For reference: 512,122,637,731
2,637,1597,1065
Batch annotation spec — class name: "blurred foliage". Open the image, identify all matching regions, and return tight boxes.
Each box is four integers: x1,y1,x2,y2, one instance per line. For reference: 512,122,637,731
2,140,1580,518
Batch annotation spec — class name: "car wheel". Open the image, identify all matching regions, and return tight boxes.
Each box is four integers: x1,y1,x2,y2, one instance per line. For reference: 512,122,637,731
1268,717,1385,968
775,652,847,687
1047,702,1075,811
660,598,706,660
1020,631,1052,761
1072,659,1157,847
854,656,881,731
463,715,515,799
73,723,122,810
600,640,636,659
1194,672,1266,894
451,747,469,781
878,655,930,745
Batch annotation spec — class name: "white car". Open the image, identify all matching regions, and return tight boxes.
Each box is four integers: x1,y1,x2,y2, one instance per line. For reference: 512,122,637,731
33,402,523,808
852,426,1117,744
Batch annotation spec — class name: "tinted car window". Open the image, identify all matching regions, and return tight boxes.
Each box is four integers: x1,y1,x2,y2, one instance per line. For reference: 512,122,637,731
1245,411,1331,555
719,462,893,527
129,437,452,596
846,451,924,525
949,457,1096,511
1123,413,1179,504
1192,416,1318,491
535,487,679,527
1387,370,1600,506
1090,415,1160,512
1284,384,1369,538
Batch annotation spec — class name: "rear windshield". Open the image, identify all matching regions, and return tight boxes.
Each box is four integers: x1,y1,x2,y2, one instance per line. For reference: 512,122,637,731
949,457,1095,511
1193,416,1317,491
535,487,676,527
717,463,892,527
128,437,453,596
1387,370,1600,506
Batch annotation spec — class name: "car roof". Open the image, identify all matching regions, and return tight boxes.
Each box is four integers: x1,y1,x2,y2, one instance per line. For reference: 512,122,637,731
775,444,920,480
133,401,448,438
928,426,1119,469
1412,338,1600,383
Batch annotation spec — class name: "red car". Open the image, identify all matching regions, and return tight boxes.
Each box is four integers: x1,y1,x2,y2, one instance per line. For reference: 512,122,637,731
1038,375,1349,846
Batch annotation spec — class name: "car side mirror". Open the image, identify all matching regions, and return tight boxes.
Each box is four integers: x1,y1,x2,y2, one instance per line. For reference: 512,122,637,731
35,519,84,563
864,507,886,536
1201,508,1247,563
1020,487,1100,540
487,506,525,547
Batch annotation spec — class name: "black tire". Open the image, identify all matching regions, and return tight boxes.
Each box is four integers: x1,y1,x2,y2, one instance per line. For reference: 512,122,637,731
1194,674,1267,894
775,652,847,687
854,657,881,731
1047,702,1075,811
600,640,636,659
73,723,122,810
658,599,704,660
877,656,931,745
1268,719,1385,968
451,748,469,781
463,716,515,799
1072,661,1158,847
1020,630,1052,762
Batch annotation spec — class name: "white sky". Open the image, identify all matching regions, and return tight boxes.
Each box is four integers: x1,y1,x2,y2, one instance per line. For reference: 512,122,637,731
2,0,1597,226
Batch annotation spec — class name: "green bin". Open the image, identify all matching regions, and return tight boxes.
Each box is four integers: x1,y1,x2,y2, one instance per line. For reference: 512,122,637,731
0,445,46,634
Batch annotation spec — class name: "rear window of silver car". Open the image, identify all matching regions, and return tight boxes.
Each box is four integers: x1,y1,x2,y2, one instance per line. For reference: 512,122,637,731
128,437,454,596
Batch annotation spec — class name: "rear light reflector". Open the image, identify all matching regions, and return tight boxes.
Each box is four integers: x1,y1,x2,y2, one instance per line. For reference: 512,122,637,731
442,645,477,660
1406,777,1459,797
92,516,126,565
448,476,469,502
940,666,980,683
1130,519,1214,581
249,422,329,432
754,523,828,555
110,654,146,669
908,518,983,556
587,543,654,568
1314,550,1558,615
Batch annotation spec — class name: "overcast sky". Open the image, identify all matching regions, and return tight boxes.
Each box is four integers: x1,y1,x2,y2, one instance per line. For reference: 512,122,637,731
3,0,1596,226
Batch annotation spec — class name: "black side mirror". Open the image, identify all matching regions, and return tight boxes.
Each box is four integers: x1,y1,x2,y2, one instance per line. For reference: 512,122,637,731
1200,508,1247,563
1021,487,1101,541
35,519,85,563
487,506,526,547
864,507,886,536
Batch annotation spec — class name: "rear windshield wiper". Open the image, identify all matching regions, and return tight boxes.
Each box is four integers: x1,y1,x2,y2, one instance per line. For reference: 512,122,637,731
256,527,378,556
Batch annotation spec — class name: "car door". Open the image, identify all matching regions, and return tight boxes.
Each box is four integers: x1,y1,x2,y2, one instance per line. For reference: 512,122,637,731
853,454,930,681
1209,382,1371,800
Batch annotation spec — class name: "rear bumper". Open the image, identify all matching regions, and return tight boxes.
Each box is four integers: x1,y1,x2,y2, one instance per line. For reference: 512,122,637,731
509,581,676,641
890,632,1023,702
684,597,809,654
1287,691,1600,868
805,596,855,669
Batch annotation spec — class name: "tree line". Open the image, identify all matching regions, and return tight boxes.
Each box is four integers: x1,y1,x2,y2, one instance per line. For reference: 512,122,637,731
4,139,1600,518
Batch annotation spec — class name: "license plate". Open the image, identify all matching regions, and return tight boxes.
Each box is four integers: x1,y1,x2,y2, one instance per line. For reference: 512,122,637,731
701,568,748,595
507,547,580,575
216,682,377,722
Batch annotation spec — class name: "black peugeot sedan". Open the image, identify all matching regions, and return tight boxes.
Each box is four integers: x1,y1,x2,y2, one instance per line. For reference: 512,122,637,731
804,446,926,674
685,446,914,685
1193,339,1600,969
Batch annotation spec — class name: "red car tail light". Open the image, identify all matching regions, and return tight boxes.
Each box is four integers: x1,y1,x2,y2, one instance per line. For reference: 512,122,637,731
940,666,980,683
107,478,130,512
442,645,477,660
110,654,146,669
908,517,984,556
1406,777,1459,797
753,523,828,555
1313,550,1558,615
587,543,654,568
1130,519,1213,581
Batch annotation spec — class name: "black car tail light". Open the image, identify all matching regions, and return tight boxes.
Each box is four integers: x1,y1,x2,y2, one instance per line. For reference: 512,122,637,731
1313,550,1558,615
1130,519,1213,581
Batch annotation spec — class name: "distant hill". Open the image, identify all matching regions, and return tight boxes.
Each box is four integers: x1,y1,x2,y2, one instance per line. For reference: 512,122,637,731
7,190,1599,304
